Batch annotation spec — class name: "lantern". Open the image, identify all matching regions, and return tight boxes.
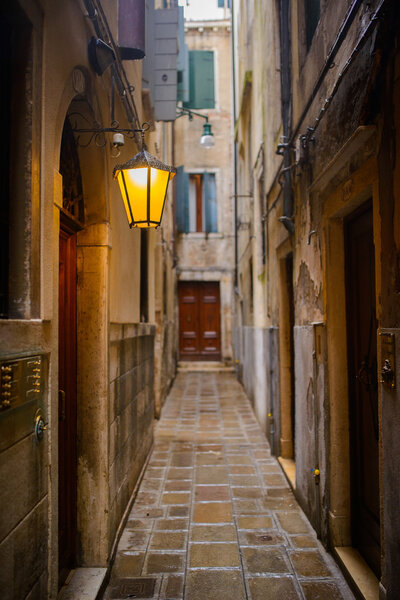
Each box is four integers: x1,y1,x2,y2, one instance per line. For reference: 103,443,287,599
113,148,176,228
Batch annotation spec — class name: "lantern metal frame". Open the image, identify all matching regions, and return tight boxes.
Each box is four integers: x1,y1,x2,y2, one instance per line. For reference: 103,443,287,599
113,132,176,228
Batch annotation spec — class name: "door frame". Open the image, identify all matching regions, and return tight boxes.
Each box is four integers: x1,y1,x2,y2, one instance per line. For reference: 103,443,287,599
321,155,381,550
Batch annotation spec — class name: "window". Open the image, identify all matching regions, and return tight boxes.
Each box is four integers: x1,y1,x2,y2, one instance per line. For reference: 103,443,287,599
176,169,217,233
183,50,215,110
0,3,36,319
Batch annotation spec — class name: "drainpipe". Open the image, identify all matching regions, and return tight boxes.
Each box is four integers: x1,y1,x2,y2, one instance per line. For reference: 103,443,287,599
231,0,239,289
278,0,294,234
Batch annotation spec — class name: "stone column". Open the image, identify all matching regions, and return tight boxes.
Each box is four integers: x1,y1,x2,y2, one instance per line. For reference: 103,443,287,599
76,223,111,565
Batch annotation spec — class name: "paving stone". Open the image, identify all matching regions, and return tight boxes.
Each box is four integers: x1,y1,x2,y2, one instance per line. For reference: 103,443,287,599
126,519,153,530
191,524,237,542
190,543,240,567
196,453,225,465
233,499,261,514
193,502,233,523
162,492,191,505
239,530,285,546
113,553,145,577
162,575,184,600
229,466,256,474
150,532,186,550
230,474,260,486
289,535,318,548
237,515,273,529
167,468,193,480
242,547,290,573
232,487,262,498
185,571,246,600
164,480,192,491
301,581,344,599
169,506,190,517
263,473,288,486
248,576,300,600
155,519,188,531
291,551,331,577
195,485,230,501
196,466,229,484
277,512,310,534
144,553,184,574
171,453,194,467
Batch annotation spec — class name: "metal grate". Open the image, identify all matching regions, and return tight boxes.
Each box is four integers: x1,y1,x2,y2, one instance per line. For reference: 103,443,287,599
110,578,157,599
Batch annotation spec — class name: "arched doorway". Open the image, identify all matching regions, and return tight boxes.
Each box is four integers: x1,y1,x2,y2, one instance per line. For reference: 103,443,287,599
58,112,85,587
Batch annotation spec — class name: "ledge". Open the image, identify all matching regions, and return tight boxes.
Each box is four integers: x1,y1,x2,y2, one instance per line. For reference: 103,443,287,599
333,546,379,600
278,457,296,490
58,568,107,600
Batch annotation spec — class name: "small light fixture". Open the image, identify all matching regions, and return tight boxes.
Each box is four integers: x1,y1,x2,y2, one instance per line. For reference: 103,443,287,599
113,136,176,228
176,106,216,149
200,121,215,149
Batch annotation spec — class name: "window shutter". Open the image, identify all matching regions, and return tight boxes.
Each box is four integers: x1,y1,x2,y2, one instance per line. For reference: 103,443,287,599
184,50,215,109
176,166,189,233
203,173,217,233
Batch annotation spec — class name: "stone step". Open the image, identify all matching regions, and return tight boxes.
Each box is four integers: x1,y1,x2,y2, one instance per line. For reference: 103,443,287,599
177,361,235,372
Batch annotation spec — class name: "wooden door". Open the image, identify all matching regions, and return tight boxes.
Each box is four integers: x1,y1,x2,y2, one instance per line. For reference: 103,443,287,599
179,282,221,360
345,203,380,577
58,220,78,587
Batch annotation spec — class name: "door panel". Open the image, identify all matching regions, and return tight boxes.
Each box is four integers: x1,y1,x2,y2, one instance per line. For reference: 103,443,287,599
58,222,78,587
179,282,221,360
345,203,380,577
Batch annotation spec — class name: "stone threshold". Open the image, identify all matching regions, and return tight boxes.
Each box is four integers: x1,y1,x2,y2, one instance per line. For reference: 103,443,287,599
58,568,107,600
178,361,235,372
334,546,379,600
278,456,296,490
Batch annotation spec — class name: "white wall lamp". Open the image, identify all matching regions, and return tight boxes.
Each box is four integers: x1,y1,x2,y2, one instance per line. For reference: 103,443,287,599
176,106,215,149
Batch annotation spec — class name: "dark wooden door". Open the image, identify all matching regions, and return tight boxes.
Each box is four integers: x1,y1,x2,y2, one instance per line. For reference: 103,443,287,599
345,203,380,577
179,282,221,360
58,221,78,587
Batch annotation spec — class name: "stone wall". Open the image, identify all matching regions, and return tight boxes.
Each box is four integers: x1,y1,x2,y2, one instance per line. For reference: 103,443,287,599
109,323,156,546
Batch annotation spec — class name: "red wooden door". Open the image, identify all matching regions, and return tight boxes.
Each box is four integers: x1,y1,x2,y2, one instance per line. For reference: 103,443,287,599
179,282,221,360
58,220,78,587
345,203,380,577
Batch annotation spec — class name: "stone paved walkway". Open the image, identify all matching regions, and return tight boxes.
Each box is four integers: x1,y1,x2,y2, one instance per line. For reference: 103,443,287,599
103,371,354,600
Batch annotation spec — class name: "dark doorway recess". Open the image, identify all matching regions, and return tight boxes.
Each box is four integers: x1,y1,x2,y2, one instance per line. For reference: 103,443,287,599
285,253,296,459
345,202,381,577
179,281,221,361
58,218,78,588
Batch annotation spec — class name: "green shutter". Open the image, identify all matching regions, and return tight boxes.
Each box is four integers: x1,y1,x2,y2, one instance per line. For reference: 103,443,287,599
176,166,189,233
184,50,215,109
204,173,217,233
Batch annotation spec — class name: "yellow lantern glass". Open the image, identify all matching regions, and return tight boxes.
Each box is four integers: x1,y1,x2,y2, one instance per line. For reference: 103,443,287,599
114,149,176,228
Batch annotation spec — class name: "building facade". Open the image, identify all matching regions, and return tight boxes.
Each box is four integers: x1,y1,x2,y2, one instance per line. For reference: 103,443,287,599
233,0,400,598
0,0,178,598
174,0,235,366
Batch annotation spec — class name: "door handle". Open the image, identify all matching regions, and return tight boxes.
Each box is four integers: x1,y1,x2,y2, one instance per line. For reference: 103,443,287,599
59,389,66,421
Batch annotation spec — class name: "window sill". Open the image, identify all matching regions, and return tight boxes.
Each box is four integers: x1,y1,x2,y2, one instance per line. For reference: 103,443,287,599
179,232,223,240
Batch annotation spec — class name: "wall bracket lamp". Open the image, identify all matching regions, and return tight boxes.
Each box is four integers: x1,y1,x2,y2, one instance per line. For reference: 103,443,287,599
72,119,176,228
176,106,215,149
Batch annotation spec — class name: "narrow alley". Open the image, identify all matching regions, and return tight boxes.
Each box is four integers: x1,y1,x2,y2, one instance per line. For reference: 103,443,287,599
102,371,354,600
